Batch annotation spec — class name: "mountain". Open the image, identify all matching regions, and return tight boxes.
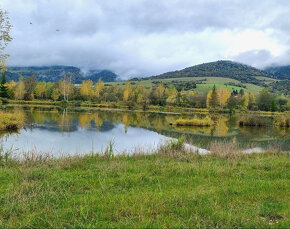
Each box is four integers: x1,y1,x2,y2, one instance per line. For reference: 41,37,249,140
147,60,274,86
264,65,290,80
5,66,118,83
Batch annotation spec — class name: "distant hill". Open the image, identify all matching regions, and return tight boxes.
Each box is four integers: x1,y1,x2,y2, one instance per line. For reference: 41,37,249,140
264,65,290,80
5,66,118,83
147,60,274,86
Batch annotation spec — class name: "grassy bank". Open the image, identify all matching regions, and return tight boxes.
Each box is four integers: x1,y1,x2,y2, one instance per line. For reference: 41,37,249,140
0,150,289,228
0,111,24,130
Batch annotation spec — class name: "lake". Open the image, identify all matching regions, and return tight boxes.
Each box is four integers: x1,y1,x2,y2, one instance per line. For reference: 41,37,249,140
0,105,289,157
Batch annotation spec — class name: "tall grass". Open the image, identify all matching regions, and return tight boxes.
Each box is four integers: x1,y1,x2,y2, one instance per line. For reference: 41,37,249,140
0,111,25,130
238,114,270,127
210,139,241,158
274,115,290,127
0,147,288,228
174,116,213,126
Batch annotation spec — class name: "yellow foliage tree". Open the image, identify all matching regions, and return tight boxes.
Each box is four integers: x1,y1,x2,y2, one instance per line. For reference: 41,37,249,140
34,82,47,98
123,82,132,102
51,88,61,101
80,80,93,99
15,77,26,100
217,88,231,107
155,83,165,99
241,92,249,110
95,78,104,98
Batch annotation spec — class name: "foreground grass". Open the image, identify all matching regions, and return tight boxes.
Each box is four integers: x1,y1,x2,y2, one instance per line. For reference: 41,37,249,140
0,152,289,228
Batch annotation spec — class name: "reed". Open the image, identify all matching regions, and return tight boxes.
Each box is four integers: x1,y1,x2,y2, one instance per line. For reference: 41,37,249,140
274,115,290,127
174,116,213,127
210,139,241,158
238,114,270,127
0,111,25,131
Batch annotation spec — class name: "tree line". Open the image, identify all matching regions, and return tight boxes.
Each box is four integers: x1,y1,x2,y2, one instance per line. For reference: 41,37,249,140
0,73,289,112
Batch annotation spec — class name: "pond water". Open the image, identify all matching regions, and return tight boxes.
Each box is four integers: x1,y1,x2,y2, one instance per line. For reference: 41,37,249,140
0,105,289,157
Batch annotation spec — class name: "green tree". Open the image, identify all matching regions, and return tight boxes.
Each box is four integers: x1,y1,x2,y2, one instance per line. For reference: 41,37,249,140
0,72,8,98
208,85,219,108
257,89,273,111
227,93,237,111
248,92,256,110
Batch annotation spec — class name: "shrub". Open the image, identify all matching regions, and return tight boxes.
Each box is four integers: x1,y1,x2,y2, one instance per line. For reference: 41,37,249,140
238,115,270,127
0,111,25,131
274,115,290,127
174,116,213,127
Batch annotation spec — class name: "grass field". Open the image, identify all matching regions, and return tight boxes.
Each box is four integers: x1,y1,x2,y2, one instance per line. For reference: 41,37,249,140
109,77,264,94
0,150,289,228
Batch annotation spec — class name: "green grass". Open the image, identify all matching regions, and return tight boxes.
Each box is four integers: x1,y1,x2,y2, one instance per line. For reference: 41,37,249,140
0,152,289,228
109,77,264,94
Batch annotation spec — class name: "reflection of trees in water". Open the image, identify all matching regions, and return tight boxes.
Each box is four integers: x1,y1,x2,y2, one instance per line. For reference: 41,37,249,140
3,106,289,148
212,116,229,137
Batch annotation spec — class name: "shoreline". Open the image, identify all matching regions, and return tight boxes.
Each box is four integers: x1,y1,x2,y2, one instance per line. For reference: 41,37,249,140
2,99,290,116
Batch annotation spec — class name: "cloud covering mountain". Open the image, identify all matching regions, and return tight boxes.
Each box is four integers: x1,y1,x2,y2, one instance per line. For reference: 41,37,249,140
1,0,290,79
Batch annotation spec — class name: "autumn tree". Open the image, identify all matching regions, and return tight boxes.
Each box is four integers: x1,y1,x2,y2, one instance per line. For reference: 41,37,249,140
24,76,37,100
240,92,249,110
154,83,166,105
207,85,219,108
15,76,26,100
7,80,16,98
51,88,61,101
59,74,73,101
165,85,178,106
80,80,93,99
248,92,256,110
123,82,133,104
134,85,149,108
34,81,47,99
95,78,104,99
217,88,230,108
0,9,12,68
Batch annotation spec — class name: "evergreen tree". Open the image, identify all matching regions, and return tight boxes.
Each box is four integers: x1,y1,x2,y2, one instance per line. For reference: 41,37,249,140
209,85,219,108
0,72,9,98
227,92,237,111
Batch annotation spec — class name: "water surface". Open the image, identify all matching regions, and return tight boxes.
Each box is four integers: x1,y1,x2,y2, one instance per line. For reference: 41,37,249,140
0,106,289,157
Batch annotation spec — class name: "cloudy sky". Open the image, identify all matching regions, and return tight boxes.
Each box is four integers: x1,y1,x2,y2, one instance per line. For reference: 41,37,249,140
1,0,290,78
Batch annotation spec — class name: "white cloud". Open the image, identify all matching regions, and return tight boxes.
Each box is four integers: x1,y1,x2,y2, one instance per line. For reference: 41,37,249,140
1,0,290,78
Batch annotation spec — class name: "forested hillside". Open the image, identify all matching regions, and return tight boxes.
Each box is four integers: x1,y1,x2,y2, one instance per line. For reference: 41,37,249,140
148,60,274,86
264,65,290,80
5,66,118,83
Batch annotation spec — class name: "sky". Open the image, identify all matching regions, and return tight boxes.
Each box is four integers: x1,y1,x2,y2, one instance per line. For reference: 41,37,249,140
1,0,290,79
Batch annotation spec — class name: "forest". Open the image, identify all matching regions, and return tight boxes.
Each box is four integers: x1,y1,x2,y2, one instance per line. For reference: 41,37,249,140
0,71,289,112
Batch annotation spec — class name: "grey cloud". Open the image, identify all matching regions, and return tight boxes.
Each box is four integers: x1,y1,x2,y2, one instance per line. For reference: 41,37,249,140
234,49,290,69
2,0,290,79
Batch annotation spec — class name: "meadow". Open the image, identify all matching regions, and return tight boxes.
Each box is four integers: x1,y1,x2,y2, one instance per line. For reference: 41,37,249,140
109,77,264,94
0,143,289,228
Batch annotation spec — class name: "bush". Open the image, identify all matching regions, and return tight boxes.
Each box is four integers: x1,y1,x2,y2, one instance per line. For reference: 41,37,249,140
174,116,213,127
238,115,270,127
274,115,290,127
0,111,25,130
